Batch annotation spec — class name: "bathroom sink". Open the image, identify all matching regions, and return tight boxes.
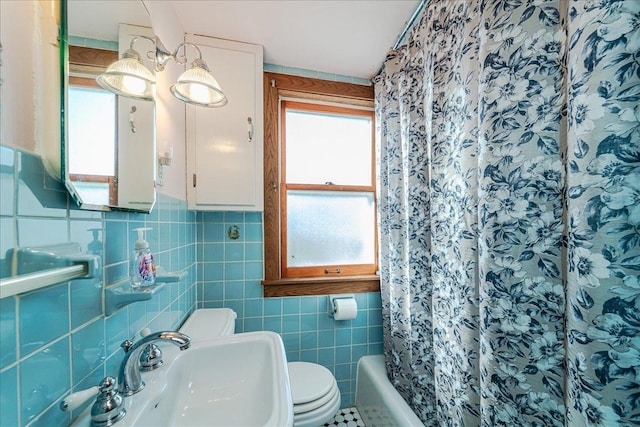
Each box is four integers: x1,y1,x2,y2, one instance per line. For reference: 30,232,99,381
70,331,293,427
138,331,292,426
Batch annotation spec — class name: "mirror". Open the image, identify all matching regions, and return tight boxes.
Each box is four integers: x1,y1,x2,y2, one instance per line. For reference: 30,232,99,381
62,0,156,212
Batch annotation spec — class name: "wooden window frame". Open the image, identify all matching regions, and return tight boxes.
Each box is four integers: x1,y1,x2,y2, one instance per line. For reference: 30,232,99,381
261,72,380,297
68,45,118,79
280,101,377,278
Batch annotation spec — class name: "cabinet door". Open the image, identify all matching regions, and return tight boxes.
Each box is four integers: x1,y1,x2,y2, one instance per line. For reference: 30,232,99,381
186,34,263,210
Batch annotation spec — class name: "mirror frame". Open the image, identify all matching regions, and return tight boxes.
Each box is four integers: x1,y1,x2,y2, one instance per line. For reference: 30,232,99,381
60,0,156,213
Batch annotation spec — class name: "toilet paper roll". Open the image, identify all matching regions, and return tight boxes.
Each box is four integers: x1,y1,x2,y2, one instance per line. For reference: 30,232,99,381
333,298,358,320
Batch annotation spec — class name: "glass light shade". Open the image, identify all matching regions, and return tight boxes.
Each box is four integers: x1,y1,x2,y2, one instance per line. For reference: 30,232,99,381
170,59,227,108
96,49,155,101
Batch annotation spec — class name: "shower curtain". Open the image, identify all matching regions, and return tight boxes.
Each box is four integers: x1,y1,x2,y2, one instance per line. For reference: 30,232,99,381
375,1,639,426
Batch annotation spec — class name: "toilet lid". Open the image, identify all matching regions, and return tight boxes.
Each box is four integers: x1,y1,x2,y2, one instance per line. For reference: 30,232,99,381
288,362,336,404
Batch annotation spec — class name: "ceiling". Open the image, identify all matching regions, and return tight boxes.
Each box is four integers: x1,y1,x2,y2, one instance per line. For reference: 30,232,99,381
68,0,421,81
169,1,421,80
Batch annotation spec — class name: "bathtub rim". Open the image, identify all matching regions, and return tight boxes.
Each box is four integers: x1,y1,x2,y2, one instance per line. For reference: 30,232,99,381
355,354,424,427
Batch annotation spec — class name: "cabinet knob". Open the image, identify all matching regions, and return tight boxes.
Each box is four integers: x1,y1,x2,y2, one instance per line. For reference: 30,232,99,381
247,117,253,142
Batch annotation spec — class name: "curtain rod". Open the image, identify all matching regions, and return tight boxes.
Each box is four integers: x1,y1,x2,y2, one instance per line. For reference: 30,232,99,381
375,0,428,77
393,0,428,50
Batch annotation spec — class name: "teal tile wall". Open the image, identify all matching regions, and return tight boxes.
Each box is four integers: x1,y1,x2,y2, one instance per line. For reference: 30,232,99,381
0,143,384,426
197,212,384,408
0,146,197,427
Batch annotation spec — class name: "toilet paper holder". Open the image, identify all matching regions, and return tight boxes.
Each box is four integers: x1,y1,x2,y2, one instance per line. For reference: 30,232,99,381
327,294,355,318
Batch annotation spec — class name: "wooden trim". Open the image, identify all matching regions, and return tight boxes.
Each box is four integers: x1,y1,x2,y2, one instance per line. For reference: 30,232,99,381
109,176,117,206
279,182,288,279
279,104,289,279
284,264,377,279
68,45,117,68
263,73,281,280
262,275,380,297
68,46,117,79
68,174,112,183
69,76,101,89
284,100,373,118
279,99,377,280
285,184,375,192
266,73,373,101
262,72,377,297
279,90,374,109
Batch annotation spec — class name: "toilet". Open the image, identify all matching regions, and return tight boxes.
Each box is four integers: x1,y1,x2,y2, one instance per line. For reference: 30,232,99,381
288,361,341,427
179,308,341,427
178,307,237,338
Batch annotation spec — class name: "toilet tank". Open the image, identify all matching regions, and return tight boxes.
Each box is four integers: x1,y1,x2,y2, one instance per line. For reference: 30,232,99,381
179,308,237,340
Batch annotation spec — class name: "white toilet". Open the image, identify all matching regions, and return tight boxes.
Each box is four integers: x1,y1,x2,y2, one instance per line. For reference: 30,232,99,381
179,307,237,338
179,308,341,427
288,361,341,427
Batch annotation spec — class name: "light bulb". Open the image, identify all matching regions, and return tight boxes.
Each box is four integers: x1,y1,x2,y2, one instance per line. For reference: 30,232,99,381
122,76,146,95
187,83,210,104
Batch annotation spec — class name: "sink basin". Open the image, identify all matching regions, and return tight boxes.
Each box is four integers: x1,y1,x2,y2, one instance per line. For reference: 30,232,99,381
139,331,292,426
70,331,293,427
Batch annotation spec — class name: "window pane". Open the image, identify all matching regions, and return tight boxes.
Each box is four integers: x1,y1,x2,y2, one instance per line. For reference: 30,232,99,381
70,182,110,206
285,109,372,185
286,190,375,267
68,86,116,176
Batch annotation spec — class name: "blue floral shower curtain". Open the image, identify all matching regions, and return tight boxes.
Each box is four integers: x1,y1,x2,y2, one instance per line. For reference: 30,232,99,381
375,1,639,426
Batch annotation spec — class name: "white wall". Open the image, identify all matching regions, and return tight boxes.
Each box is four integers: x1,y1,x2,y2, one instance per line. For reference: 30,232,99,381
144,0,187,201
0,0,60,177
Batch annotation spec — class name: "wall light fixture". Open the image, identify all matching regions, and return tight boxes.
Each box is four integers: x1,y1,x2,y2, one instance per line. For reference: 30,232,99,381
97,36,227,108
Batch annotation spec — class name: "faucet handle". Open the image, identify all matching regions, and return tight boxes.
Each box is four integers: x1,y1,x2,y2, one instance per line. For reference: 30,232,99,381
121,327,152,353
91,376,126,426
139,343,163,371
60,385,100,412
121,339,133,353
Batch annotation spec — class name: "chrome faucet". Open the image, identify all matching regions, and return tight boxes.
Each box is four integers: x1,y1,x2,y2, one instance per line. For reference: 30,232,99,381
118,330,191,396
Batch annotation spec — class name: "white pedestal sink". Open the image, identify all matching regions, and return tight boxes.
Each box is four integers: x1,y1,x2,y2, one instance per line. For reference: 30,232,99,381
71,331,293,427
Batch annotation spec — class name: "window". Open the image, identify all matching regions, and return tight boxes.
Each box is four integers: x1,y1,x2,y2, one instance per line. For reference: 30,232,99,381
262,73,379,297
67,45,119,206
67,85,117,206
282,101,377,277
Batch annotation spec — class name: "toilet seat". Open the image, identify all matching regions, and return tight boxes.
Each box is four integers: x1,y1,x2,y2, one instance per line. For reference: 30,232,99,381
288,362,341,427
289,362,336,404
293,386,341,425
294,382,339,414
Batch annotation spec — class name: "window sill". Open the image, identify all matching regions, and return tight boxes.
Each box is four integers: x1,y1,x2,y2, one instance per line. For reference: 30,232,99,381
261,275,380,297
